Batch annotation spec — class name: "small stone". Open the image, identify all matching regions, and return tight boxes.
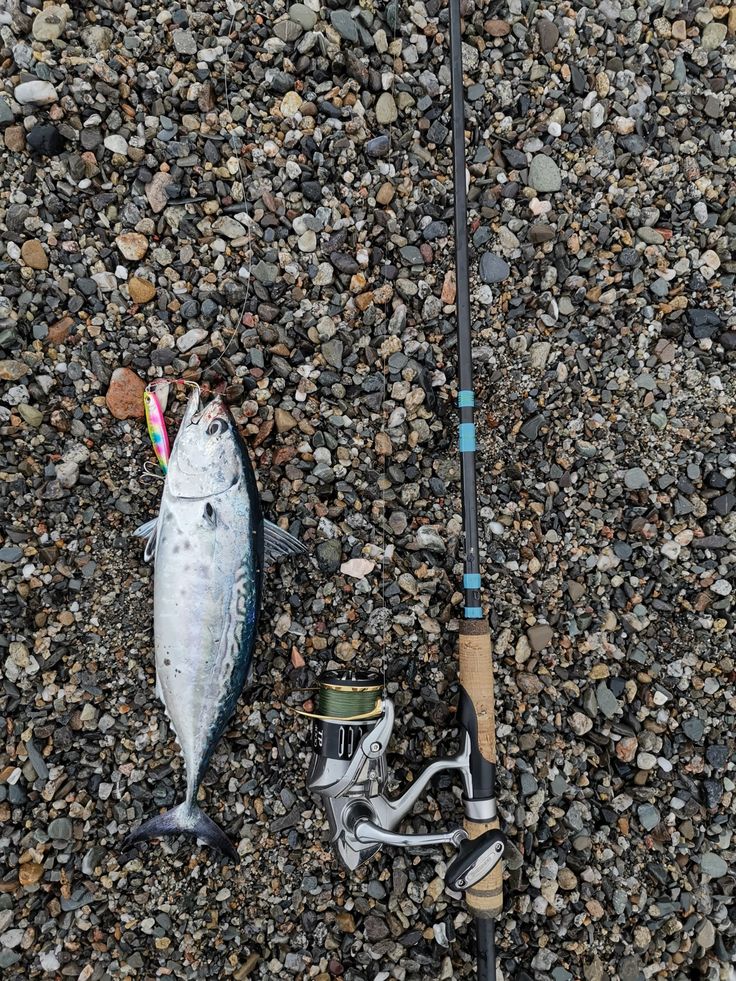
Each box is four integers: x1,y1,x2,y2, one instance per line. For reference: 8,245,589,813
0,360,30,381
376,93,398,124
145,172,173,213
596,683,620,718
365,134,390,158
4,125,25,152
177,328,207,352
616,736,638,762
330,9,358,42
212,216,247,240
103,134,128,156
682,717,704,742
19,862,44,886
485,19,511,37
316,540,342,574
32,5,68,41
106,367,146,420
173,29,197,55
527,155,562,192
530,224,556,244
701,853,728,878
48,817,73,840
275,408,298,433
569,712,592,735
13,81,59,106
701,22,727,50
128,277,156,304
537,18,559,52
624,467,649,490
290,3,318,30
281,91,303,117
479,253,510,284
377,182,395,205
21,239,49,270
56,461,79,489
638,804,660,830
298,230,317,253
27,124,65,157
527,624,553,651
700,249,721,270
116,233,149,261
322,338,343,369
340,558,375,579
19,404,43,427
558,868,577,890
529,341,551,370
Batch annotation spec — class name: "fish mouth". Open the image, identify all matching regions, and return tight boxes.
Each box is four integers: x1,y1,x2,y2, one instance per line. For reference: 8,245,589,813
190,395,229,428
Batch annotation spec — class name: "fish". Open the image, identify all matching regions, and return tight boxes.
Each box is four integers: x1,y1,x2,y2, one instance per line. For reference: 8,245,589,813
125,388,307,861
143,386,171,475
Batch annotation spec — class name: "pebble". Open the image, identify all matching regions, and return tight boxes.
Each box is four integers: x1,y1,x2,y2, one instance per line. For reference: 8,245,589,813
701,22,727,50
13,80,59,105
105,367,146,419
624,467,649,490
32,5,68,41
145,172,173,213
527,155,562,192
128,277,156,304
527,624,553,651
26,124,66,157
701,853,728,878
116,233,149,261
479,253,510,284
537,18,559,52
20,240,48,270
376,93,398,125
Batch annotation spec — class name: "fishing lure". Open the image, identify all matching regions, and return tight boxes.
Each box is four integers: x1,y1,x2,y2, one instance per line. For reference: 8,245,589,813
144,387,170,475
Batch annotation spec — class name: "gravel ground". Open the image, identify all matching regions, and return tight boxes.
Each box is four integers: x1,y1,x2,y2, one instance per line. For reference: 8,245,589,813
1,0,735,979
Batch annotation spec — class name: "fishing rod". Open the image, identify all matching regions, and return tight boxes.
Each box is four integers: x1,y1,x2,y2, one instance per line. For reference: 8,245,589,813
303,1,505,979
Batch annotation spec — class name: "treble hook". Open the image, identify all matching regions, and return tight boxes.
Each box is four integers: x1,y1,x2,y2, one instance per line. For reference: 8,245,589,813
141,461,165,481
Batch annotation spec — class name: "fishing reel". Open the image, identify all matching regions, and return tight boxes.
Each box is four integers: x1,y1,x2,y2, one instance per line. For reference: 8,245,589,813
305,671,505,894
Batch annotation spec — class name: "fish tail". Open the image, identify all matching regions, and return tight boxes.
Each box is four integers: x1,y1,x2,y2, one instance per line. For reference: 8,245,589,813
122,802,238,862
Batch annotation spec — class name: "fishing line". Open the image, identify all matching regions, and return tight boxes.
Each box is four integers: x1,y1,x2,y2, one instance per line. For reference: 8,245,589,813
205,0,256,382
378,0,402,704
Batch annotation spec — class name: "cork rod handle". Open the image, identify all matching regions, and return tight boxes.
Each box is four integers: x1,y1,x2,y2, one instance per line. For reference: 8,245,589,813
459,623,503,919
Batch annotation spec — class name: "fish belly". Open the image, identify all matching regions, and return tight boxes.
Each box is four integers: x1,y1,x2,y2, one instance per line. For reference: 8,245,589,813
153,485,261,799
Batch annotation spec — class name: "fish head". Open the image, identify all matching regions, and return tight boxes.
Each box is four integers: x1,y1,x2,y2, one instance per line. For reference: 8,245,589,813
167,390,245,498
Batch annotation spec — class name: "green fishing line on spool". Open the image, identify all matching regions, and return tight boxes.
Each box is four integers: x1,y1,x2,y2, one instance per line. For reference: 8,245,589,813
316,679,382,721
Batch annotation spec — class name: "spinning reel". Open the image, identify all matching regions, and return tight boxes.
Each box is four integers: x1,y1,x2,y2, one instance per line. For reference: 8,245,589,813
304,671,505,894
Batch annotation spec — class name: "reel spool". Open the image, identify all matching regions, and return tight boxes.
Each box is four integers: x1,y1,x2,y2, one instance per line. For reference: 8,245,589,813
303,670,383,761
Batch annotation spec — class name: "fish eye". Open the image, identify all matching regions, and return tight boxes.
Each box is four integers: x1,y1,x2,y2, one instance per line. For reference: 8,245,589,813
207,418,228,436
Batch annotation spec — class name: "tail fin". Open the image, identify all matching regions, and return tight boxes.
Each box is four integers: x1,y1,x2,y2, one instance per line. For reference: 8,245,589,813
122,802,238,862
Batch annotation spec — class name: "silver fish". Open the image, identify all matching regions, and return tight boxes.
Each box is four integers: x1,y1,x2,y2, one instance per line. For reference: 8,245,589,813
124,389,306,860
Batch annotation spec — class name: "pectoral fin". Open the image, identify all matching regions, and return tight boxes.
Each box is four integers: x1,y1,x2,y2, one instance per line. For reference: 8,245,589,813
134,516,159,562
264,519,308,564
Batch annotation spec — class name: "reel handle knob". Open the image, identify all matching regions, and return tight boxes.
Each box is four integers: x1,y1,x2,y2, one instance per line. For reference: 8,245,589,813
445,828,505,892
